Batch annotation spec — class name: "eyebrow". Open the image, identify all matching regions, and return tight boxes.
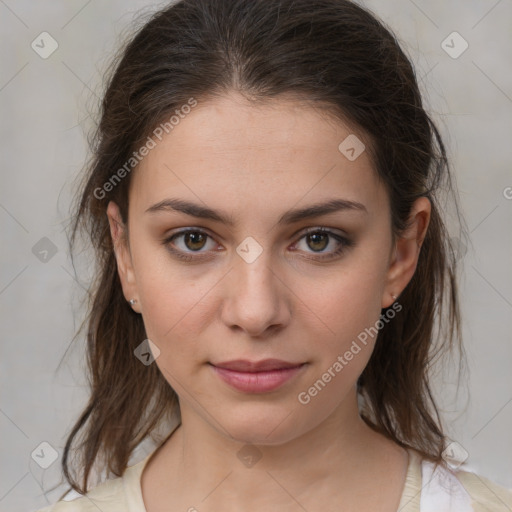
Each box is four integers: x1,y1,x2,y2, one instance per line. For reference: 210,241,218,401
145,197,367,226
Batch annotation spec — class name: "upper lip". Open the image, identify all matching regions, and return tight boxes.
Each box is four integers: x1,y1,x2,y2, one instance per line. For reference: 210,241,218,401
212,359,304,372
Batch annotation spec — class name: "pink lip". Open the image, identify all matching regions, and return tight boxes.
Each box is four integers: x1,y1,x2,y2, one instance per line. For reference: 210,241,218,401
210,359,306,393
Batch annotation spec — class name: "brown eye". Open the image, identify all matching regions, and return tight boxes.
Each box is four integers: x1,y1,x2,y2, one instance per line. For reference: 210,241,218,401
163,229,218,261
293,228,354,261
183,231,208,251
306,232,329,252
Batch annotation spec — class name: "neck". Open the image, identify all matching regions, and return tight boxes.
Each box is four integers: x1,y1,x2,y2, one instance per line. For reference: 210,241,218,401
143,388,409,511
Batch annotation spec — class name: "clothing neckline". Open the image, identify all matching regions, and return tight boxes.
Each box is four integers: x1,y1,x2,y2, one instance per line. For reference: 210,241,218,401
123,447,423,512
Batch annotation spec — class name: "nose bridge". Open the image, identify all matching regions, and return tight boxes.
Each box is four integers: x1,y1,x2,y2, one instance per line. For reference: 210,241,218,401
236,244,277,295
222,236,289,335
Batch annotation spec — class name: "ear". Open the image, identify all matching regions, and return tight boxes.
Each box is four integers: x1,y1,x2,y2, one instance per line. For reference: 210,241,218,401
106,201,140,313
381,196,431,308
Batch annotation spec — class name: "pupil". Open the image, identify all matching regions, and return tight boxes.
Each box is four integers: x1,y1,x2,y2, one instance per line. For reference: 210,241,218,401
186,232,205,250
308,233,327,252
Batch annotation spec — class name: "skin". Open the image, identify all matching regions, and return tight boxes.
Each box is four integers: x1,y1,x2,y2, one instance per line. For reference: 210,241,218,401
107,91,431,511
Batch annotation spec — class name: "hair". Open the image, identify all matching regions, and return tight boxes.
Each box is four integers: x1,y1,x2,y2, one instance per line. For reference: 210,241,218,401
54,0,466,498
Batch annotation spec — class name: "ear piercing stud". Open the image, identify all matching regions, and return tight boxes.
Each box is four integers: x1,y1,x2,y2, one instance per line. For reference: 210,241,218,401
129,299,137,306
391,294,397,301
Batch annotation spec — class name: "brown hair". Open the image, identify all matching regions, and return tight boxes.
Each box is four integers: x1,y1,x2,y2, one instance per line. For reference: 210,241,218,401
56,0,466,497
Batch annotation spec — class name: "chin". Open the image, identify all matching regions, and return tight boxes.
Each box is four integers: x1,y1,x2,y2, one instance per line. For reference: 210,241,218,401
217,404,305,446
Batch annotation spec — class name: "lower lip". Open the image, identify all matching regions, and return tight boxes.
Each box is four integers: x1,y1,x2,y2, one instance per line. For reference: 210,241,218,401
211,364,306,393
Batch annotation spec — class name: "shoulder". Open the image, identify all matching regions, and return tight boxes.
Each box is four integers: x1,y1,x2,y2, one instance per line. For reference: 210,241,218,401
32,451,152,512
33,474,127,512
456,467,512,512
421,457,512,512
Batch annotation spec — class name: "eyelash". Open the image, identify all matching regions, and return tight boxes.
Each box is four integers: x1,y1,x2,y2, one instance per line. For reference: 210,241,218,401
162,227,354,262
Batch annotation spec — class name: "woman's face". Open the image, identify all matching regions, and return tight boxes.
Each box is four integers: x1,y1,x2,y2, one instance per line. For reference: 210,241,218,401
108,92,427,445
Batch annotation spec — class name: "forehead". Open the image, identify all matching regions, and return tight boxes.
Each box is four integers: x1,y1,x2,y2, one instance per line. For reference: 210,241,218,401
129,92,385,218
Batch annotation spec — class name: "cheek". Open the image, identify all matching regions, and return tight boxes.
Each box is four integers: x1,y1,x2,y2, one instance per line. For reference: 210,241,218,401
140,279,207,344
137,277,213,390
131,243,221,366
310,257,388,343
303,248,390,390
294,271,386,422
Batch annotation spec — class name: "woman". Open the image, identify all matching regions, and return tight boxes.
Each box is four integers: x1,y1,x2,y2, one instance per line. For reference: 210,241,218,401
35,0,512,510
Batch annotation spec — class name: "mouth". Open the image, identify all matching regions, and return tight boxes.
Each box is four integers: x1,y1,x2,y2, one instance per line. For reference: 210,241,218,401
209,359,307,393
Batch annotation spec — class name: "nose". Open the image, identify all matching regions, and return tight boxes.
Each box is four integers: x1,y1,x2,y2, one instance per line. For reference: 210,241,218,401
220,247,291,338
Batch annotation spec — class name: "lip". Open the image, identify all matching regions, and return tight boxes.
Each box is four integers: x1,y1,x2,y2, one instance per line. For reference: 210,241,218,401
210,359,307,393
213,358,304,372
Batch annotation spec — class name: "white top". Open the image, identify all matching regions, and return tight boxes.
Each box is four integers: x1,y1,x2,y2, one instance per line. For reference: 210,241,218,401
34,449,512,511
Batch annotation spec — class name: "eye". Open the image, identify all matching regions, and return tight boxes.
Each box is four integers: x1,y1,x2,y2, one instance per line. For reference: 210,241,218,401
162,229,218,261
292,227,353,261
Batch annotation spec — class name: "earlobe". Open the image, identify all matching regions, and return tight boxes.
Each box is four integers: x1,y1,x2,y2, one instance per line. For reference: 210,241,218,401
106,201,140,310
381,197,431,309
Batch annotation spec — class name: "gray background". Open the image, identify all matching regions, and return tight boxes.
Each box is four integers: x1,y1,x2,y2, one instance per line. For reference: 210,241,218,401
1,1,511,510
